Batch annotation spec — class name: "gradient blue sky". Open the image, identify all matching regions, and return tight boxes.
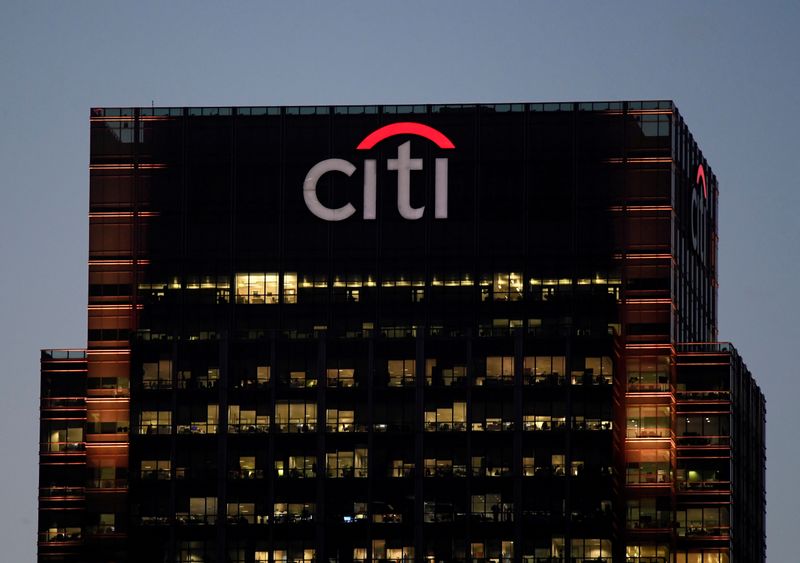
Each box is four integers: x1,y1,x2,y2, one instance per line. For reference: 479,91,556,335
2,1,797,560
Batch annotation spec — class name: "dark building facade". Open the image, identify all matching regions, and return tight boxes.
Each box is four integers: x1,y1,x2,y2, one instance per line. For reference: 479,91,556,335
38,101,765,563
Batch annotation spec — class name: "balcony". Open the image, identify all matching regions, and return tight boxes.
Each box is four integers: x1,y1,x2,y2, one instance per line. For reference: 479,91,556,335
676,434,730,447
677,479,730,492
39,529,82,544
40,441,85,454
39,486,85,499
86,478,128,490
41,397,86,409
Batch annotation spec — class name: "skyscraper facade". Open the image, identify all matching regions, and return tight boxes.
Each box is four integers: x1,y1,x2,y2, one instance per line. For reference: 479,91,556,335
38,101,765,563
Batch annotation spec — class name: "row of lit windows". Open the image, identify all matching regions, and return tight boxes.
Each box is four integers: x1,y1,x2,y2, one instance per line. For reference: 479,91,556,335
141,356,612,390
138,407,612,436
135,272,622,305
142,454,610,482
173,537,616,563
153,496,616,530
134,320,622,343
169,537,621,563
157,539,728,563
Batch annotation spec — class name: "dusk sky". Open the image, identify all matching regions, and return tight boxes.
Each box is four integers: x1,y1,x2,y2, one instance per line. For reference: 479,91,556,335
2,2,798,560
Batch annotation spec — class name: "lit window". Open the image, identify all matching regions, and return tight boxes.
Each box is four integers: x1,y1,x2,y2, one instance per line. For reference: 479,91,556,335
326,409,356,432
485,356,514,384
235,273,279,304
326,448,368,478
282,272,297,303
424,401,466,432
275,401,316,433
493,272,523,301
138,411,171,435
327,367,355,388
387,359,415,387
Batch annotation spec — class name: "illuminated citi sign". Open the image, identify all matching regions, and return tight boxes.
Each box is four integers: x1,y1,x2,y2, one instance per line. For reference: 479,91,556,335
691,164,709,259
303,122,455,221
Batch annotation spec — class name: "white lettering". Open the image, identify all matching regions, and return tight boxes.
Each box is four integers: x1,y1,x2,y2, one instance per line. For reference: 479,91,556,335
303,159,357,221
435,158,448,219
363,159,377,220
387,141,424,220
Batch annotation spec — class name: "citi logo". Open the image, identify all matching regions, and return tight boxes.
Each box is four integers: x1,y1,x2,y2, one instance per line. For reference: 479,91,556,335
691,164,709,258
303,122,455,221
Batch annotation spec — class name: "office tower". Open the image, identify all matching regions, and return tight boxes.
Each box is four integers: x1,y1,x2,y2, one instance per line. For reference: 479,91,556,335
38,101,765,563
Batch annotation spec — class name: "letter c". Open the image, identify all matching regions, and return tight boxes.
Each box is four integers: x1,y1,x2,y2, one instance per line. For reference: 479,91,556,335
303,159,357,221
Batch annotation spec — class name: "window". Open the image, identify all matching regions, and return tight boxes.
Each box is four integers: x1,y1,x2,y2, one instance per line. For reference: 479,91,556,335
424,457,466,478
471,494,513,522
529,277,575,301
177,497,217,525
327,367,355,388
326,409,356,432
176,541,214,562
184,274,230,303
177,367,218,390
41,526,81,542
492,272,523,301
627,497,671,529
522,457,535,476
254,366,270,387
275,401,317,433
570,539,611,562
289,370,316,388
552,454,566,476
675,550,730,563
627,356,670,391
472,446,513,477
677,414,729,445
371,541,413,561
230,456,262,480
627,406,670,438
228,405,269,433
387,359,415,387
626,449,671,484
333,274,364,303
676,460,728,490
283,272,297,303
578,356,613,385
424,402,466,431
390,459,414,478
226,502,259,524
86,410,128,435
141,460,170,480
424,500,456,523
626,545,670,561
523,356,566,385
275,455,316,479
236,273,279,304
142,359,172,389
427,364,466,387
273,503,315,524
138,410,171,435
472,401,514,431
89,513,116,535
326,448,368,478
485,356,514,384
676,506,729,537
176,404,218,434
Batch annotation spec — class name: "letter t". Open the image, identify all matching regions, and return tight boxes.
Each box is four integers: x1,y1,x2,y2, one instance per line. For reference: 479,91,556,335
387,141,424,220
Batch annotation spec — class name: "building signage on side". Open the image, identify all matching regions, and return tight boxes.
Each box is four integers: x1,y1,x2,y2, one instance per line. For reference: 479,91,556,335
691,164,709,260
302,122,455,221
